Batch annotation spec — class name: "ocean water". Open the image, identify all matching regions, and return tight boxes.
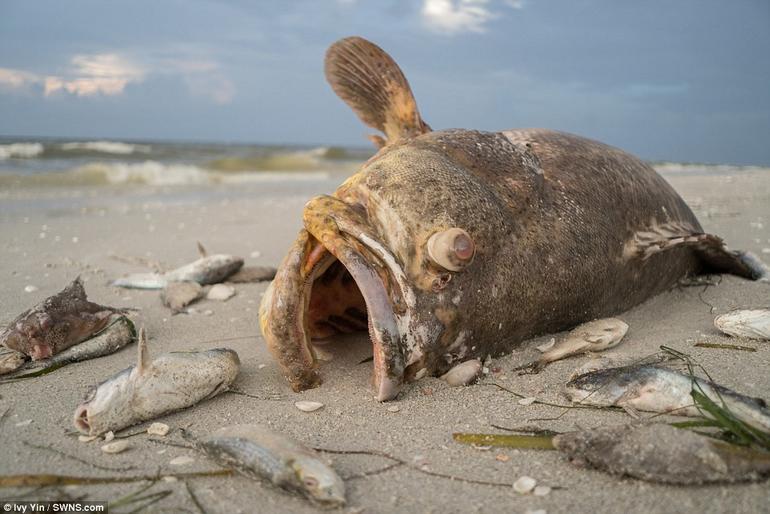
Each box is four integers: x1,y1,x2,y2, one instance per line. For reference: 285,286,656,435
0,137,372,187
0,137,767,188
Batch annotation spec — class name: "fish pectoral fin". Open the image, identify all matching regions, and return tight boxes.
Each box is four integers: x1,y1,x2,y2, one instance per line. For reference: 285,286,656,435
196,241,208,258
325,36,431,147
625,224,766,281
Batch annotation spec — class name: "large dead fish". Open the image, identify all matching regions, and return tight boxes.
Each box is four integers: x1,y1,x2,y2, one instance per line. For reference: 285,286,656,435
259,36,768,401
1,277,127,360
73,328,240,435
553,423,770,485
194,424,346,508
564,363,770,432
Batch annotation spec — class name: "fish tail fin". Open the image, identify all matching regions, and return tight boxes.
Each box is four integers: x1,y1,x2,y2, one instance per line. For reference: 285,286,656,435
325,36,431,147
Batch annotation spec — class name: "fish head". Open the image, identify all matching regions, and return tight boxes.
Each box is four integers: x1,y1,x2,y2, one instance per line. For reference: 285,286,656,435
1,310,57,360
564,365,644,405
261,136,525,400
291,455,346,507
73,368,133,435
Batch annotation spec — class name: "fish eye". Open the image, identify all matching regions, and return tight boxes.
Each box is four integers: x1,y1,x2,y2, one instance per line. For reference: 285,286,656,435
303,476,319,488
427,228,475,272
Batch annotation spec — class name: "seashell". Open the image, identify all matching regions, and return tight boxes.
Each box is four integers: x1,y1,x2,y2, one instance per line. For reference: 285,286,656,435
518,397,537,406
103,431,115,442
533,485,551,496
387,405,400,413
207,284,236,301
536,338,556,352
147,422,170,436
440,359,482,387
513,475,537,494
295,401,324,412
169,455,195,466
78,435,98,443
101,440,129,454
714,309,770,340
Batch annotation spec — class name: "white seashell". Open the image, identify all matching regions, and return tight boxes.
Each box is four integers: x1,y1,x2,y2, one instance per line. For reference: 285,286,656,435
206,284,236,301
295,401,324,412
103,431,115,442
536,338,556,352
147,422,170,436
387,405,400,413
169,455,195,466
78,435,98,443
518,397,537,406
162,476,178,482
101,440,129,454
714,309,770,340
533,485,551,496
440,359,482,387
24,285,38,293
513,475,537,494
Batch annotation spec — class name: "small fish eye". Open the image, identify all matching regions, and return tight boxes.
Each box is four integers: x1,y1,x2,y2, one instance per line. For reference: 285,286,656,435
303,476,319,488
427,228,475,272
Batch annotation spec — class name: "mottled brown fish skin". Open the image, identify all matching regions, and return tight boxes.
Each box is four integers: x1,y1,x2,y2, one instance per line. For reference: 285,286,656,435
1,277,124,360
261,37,764,399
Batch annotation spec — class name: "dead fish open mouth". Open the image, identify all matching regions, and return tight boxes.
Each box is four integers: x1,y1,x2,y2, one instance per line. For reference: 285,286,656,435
261,199,410,401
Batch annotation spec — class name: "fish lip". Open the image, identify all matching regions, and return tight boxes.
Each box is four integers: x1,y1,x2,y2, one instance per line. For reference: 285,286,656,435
73,404,91,434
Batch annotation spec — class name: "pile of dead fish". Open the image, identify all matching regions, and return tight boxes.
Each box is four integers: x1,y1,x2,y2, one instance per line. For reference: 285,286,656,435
111,244,276,314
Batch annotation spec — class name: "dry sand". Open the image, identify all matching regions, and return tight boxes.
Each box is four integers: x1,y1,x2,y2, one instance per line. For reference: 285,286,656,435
0,168,768,513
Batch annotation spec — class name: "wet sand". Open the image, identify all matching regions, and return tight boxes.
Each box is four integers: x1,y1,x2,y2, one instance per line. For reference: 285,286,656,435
0,168,768,513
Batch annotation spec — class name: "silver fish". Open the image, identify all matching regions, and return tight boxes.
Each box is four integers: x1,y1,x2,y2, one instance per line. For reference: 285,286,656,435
516,318,628,373
714,309,770,340
197,424,345,508
553,423,770,484
112,253,243,289
74,328,240,435
565,363,770,432
0,346,27,375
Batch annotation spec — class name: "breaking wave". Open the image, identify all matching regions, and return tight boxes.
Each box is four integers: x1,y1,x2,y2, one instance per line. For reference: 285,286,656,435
653,162,770,175
0,160,332,187
0,143,44,159
60,141,151,155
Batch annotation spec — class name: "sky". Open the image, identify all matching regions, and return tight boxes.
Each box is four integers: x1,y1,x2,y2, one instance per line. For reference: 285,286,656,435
0,0,768,165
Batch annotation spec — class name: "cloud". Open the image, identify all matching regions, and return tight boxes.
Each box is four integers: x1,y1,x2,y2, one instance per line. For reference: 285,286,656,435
422,0,496,34
0,68,38,90
44,53,146,97
0,51,235,104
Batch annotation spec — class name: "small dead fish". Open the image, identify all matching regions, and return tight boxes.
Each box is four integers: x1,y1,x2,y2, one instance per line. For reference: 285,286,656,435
196,424,345,508
113,250,243,290
0,277,128,360
0,346,28,375
553,423,770,484
161,281,203,313
714,309,770,340
4,315,136,380
516,318,628,373
565,363,770,432
73,328,240,435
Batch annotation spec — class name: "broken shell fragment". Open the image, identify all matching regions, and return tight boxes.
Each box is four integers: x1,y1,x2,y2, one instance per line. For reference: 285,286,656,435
161,281,203,313
440,359,482,386
169,455,195,466
207,284,236,301
101,440,129,454
147,422,170,436
513,476,537,494
714,309,770,340
295,401,324,412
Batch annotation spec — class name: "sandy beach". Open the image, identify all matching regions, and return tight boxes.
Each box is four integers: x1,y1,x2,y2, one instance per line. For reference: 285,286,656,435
0,167,768,514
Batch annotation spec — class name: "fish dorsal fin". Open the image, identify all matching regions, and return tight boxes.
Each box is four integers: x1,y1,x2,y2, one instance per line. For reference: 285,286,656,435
136,327,151,374
196,241,208,258
325,36,431,147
